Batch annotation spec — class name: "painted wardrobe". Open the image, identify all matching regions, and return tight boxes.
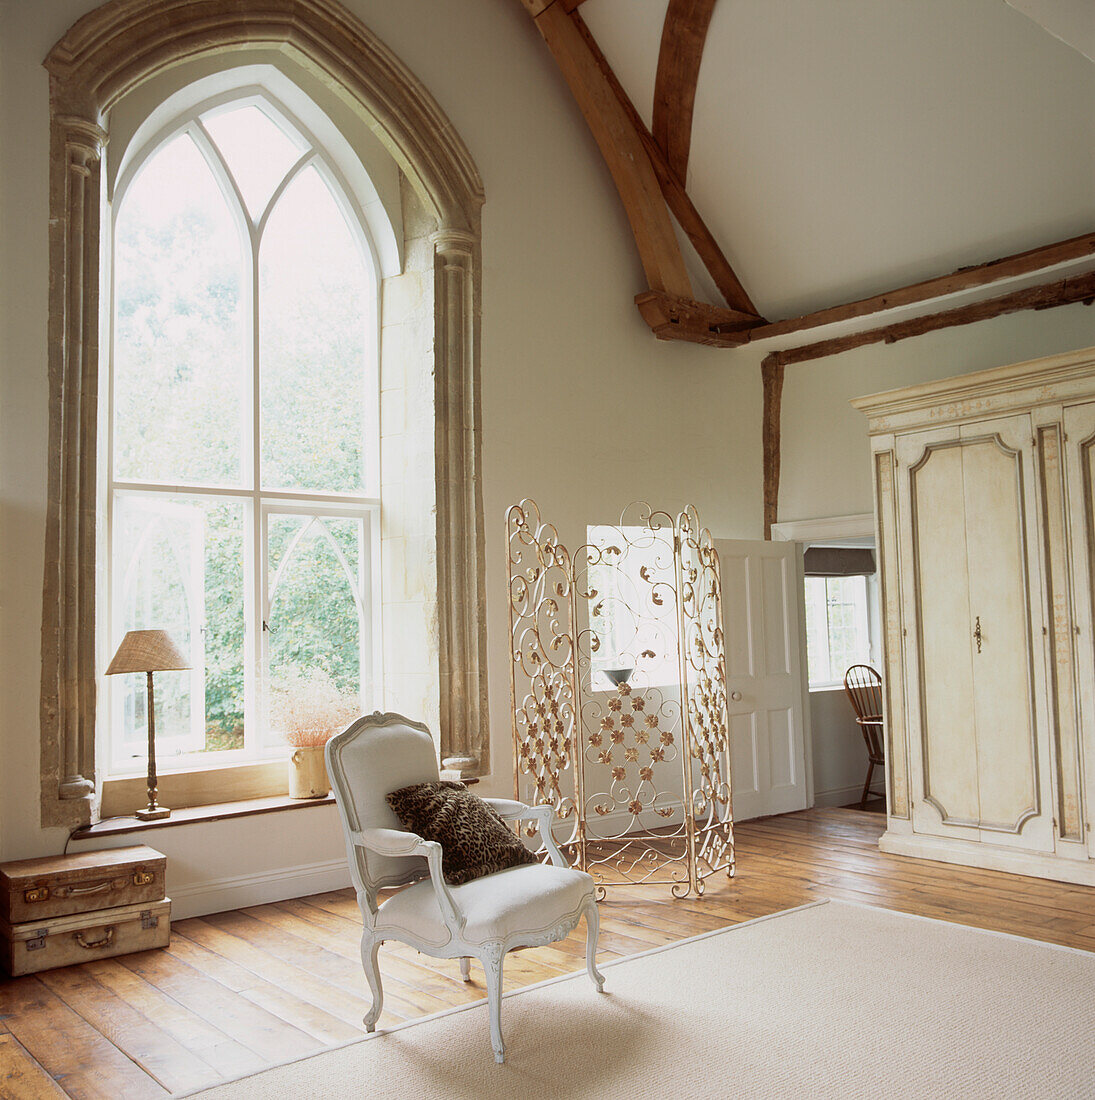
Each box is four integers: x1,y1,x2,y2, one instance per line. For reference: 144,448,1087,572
854,345,1095,885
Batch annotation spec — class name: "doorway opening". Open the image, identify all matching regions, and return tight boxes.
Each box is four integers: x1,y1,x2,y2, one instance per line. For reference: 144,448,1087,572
771,515,886,814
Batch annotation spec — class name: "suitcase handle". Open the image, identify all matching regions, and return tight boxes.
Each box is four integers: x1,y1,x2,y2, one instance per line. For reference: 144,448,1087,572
74,926,116,950
55,876,125,899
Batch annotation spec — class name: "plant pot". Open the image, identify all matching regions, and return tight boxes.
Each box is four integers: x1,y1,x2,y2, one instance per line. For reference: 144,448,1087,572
288,745,330,799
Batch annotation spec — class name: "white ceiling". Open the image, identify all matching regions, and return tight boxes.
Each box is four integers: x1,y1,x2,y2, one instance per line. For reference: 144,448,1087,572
581,0,1095,321
1005,0,1095,63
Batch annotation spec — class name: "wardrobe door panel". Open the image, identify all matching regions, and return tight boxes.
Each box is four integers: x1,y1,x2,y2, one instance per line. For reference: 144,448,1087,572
1063,402,1095,858
959,425,1039,836
908,440,979,829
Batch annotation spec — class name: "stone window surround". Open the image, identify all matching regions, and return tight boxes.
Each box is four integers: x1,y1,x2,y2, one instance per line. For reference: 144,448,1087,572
41,0,489,830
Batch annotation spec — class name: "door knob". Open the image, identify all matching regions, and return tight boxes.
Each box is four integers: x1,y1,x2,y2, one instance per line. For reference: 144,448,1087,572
730,691,743,701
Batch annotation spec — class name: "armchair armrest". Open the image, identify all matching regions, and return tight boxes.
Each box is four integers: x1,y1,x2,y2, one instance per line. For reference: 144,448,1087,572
351,828,465,938
481,798,534,822
353,826,430,856
483,798,570,868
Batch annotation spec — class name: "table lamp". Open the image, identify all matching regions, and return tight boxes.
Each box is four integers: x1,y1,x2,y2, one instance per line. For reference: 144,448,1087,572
106,629,190,820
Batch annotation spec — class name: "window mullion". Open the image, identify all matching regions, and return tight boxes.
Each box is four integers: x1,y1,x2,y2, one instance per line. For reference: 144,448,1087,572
247,204,264,760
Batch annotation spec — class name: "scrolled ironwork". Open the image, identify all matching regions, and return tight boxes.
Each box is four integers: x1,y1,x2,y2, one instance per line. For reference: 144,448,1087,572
507,499,734,898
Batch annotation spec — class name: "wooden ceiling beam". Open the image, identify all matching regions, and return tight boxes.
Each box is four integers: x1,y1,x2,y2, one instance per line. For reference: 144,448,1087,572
760,269,1095,537
652,0,717,181
636,289,761,346
761,357,784,540
767,268,1095,368
522,0,692,296
520,0,761,320
570,12,760,318
740,230,1095,344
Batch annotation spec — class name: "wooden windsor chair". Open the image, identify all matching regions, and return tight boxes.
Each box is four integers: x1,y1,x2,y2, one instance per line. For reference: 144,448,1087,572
842,664,885,807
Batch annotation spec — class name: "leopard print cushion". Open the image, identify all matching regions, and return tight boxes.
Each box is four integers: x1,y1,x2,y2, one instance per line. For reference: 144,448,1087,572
385,781,539,885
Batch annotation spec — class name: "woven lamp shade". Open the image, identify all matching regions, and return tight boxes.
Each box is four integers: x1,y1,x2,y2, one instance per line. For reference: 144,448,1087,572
106,630,190,675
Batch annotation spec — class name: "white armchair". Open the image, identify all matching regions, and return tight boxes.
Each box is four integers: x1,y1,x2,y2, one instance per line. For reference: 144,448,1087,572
325,711,605,1063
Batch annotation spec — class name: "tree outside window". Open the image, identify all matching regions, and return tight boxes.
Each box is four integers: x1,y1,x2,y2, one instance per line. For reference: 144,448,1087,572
804,575,873,689
107,96,379,775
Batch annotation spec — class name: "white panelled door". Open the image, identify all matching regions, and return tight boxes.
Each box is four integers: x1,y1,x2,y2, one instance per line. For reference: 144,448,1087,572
714,539,810,821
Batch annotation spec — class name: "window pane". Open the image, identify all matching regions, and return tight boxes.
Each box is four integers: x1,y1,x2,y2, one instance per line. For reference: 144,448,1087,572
804,576,831,685
111,495,246,771
259,166,369,493
202,105,306,221
266,515,365,747
825,576,870,676
113,132,245,486
804,573,872,687
586,525,679,691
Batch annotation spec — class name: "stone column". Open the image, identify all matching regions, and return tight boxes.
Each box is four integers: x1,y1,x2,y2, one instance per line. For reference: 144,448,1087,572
41,113,105,827
431,228,488,777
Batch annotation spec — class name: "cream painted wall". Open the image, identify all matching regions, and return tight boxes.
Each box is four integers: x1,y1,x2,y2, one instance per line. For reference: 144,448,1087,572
778,305,1095,524
2,0,1094,915
808,688,884,809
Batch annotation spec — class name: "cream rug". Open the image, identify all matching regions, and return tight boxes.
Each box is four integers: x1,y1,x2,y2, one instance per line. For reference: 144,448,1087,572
185,900,1095,1099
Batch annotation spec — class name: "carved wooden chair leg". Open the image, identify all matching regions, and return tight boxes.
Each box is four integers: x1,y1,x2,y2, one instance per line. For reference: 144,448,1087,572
584,899,605,992
361,935,384,1032
459,956,472,982
481,945,506,1064
861,759,875,806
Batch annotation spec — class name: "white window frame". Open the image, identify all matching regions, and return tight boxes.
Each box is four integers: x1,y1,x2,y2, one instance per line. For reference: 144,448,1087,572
803,573,877,690
103,90,383,780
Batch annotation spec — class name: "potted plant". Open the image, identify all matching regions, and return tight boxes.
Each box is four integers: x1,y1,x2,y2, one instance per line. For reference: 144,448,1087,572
269,669,360,798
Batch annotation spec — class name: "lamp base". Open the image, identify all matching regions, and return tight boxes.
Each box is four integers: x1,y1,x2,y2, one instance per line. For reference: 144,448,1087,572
135,805,171,821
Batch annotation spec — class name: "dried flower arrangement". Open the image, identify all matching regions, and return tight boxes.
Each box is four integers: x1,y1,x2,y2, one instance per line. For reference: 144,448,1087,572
268,668,360,748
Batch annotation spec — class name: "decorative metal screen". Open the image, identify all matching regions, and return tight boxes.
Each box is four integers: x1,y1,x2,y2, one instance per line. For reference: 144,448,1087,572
506,500,734,898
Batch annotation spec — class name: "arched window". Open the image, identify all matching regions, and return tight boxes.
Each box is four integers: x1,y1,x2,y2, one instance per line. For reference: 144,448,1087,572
42,0,487,829
106,93,381,774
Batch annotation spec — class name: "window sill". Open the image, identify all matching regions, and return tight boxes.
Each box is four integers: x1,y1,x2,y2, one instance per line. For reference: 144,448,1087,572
100,759,288,818
70,793,337,842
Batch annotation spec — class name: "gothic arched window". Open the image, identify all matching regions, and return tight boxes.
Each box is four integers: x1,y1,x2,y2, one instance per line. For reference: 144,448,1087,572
106,93,380,774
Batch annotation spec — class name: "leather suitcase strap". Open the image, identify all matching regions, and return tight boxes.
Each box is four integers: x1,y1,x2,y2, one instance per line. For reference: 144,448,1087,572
23,869,156,905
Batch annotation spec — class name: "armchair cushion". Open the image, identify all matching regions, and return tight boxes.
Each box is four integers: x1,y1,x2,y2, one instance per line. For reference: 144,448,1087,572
375,863,595,948
385,781,539,885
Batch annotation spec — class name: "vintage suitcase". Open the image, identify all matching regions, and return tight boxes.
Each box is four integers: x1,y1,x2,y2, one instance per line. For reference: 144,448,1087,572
0,845,166,924
0,898,171,976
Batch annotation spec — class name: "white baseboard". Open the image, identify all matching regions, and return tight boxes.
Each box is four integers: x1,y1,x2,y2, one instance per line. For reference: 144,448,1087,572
880,830,1095,887
811,782,885,809
168,857,352,920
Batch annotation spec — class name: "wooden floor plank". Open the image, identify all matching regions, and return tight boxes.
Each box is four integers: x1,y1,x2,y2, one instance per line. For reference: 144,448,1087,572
35,967,221,1095
0,1032,68,1099
78,958,265,1081
237,984,361,1046
0,977,165,1100
173,918,376,1033
203,908,435,1022
241,902,458,1016
116,949,322,1066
